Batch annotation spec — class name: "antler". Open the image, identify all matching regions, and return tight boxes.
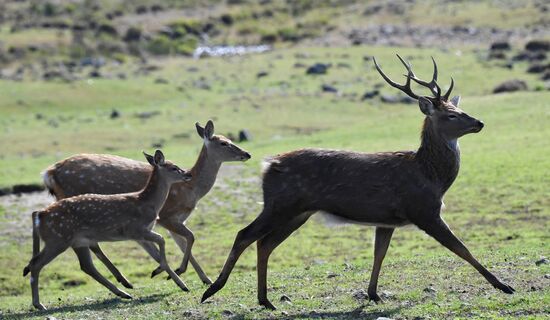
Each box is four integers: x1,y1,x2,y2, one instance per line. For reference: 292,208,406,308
373,56,418,100
374,54,455,102
443,77,454,101
406,56,441,99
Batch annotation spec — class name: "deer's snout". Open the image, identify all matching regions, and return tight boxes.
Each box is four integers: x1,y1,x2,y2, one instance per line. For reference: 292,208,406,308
241,152,252,161
477,120,484,129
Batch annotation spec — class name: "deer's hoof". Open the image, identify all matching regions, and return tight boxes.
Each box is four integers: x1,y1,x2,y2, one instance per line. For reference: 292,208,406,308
259,299,277,310
150,267,163,278
368,292,383,303
174,266,188,276
33,303,47,311
119,279,133,289
201,284,220,303
495,282,515,294
118,291,133,299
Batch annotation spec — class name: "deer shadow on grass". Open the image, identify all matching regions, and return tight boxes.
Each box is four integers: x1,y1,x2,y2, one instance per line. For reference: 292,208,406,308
4,292,169,320
238,305,402,320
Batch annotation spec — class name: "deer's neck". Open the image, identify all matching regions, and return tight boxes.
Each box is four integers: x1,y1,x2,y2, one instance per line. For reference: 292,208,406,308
416,118,460,194
138,167,171,213
189,145,222,199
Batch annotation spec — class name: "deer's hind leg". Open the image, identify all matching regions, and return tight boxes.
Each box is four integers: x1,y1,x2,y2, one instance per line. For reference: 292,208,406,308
73,246,132,299
89,244,133,289
27,243,69,310
256,212,312,310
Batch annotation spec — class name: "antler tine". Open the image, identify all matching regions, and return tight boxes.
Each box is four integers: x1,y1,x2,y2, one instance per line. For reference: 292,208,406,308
443,77,454,101
396,54,415,77
406,56,442,99
373,56,419,100
431,56,438,82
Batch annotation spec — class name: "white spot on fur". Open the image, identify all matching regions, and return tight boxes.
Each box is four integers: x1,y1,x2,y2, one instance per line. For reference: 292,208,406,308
34,215,40,227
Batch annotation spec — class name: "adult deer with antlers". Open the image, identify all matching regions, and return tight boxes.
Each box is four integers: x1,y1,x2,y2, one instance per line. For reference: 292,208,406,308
42,120,251,286
24,150,192,310
201,55,515,309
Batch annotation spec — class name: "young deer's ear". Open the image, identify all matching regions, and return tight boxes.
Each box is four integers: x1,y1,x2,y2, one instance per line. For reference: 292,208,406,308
195,122,205,138
204,120,215,140
418,96,435,116
154,150,165,165
450,95,461,106
143,151,155,166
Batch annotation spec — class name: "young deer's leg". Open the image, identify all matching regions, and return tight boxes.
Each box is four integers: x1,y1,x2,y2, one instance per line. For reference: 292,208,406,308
256,213,311,310
28,244,68,310
73,247,132,299
89,244,133,289
164,229,213,284
188,253,212,284
201,208,282,303
142,230,189,292
137,241,161,262
416,217,515,294
150,220,207,283
367,227,394,302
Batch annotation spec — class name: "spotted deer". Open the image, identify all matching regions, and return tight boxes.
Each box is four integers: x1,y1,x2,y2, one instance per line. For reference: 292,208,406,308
42,120,251,286
201,55,515,309
23,150,192,310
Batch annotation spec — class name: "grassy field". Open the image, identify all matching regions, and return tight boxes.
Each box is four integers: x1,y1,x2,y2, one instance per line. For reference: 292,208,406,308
0,45,549,319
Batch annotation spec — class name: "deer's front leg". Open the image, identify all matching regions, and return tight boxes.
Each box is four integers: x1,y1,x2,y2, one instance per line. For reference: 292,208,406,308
149,218,201,282
415,217,515,294
367,227,394,302
142,230,189,292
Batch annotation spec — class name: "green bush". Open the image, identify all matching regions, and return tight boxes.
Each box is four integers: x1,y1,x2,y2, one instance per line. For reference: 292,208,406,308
146,34,199,56
147,35,173,55
278,27,301,42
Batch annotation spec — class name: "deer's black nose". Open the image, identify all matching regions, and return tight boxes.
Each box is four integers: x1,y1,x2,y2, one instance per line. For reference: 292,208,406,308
477,120,484,129
244,152,251,159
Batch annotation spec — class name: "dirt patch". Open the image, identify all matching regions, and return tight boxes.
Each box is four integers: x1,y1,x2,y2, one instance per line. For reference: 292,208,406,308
0,191,54,245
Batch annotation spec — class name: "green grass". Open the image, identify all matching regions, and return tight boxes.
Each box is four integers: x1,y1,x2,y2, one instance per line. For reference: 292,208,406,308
0,45,549,319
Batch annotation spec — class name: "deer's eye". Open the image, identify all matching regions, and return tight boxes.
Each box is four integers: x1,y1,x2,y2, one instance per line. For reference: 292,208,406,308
220,142,229,146
448,114,457,120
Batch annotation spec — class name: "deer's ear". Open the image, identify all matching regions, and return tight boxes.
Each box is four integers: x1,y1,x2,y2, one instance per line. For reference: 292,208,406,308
195,122,205,138
154,150,165,165
418,96,435,116
450,95,461,106
143,151,155,166
204,120,215,140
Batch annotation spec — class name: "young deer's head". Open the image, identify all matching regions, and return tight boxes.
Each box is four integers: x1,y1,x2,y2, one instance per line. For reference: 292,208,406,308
374,55,484,140
195,120,251,162
143,150,193,184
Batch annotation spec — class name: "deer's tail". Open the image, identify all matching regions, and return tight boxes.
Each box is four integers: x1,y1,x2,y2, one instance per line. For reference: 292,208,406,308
23,211,40,277
42,165,64,199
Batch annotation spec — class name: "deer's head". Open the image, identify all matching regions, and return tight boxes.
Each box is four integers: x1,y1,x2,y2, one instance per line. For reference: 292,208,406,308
144,150,193,183
374,55,484,140
195,120,251,162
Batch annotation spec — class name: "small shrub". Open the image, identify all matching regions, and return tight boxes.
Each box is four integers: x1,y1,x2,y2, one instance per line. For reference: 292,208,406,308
147,35,173,55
